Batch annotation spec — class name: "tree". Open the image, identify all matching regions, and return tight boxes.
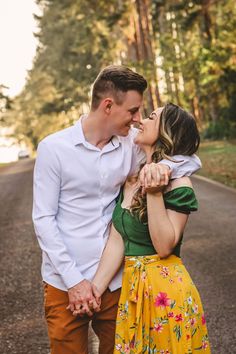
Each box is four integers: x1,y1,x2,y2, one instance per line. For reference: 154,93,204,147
4,0,236,146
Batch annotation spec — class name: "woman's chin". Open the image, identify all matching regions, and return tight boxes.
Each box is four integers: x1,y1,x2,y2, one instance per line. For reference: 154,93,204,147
134,137,145,151
134,131,143,144
134,136,141,145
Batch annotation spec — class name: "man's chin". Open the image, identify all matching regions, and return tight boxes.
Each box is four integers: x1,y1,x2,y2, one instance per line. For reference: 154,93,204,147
118,127,130,137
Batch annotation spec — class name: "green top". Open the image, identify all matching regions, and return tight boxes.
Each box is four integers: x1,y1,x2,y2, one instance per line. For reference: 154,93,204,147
112,186,198,257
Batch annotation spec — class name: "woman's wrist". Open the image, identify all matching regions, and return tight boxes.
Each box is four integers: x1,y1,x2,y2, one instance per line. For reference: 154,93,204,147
146,187,164,196
92,278,107,295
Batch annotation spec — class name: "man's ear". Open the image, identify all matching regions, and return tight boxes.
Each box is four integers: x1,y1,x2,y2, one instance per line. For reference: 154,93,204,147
102,98,113,114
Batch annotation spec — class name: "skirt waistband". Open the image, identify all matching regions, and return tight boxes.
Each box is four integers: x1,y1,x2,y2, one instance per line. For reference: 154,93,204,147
125,254,182,267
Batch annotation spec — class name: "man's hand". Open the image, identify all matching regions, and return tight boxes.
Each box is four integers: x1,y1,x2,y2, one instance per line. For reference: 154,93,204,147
77,283,102,316
67,279,98,317
67,280,102,317
139,162,171,192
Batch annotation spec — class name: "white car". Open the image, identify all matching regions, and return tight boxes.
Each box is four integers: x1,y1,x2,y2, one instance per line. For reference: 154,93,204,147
18,149,30,160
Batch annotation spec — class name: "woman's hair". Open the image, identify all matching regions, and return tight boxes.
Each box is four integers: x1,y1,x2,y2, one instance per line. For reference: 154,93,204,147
130,103,200,222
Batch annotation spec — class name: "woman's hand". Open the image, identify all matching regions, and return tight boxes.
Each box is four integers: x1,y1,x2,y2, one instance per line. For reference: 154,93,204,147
71,283,102,316
139,162,170,193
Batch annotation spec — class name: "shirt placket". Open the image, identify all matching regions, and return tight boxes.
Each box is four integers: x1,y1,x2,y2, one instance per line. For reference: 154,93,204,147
98,151,109,235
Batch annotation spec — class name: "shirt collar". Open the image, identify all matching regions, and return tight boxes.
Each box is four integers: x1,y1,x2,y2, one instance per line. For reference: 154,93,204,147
71,116,87,146
71,115,121,149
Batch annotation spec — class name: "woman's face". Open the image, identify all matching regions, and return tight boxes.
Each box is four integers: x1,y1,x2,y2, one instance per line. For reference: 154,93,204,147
134,107,164,147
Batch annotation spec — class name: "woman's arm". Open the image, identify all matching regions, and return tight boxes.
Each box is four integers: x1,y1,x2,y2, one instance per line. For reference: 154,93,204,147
92,225,125,295
146,177,191,258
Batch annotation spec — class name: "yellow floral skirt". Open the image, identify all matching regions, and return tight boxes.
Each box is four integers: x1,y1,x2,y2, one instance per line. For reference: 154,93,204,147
114,255,211,354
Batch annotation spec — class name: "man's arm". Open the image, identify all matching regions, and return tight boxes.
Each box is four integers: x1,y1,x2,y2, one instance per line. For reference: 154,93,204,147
139,155,201,189
32,140,84,289
33,141,100,314
160,154,202,179
130,128,201,182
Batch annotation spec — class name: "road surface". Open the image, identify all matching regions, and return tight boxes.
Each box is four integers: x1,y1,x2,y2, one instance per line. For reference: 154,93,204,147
0,159,235,353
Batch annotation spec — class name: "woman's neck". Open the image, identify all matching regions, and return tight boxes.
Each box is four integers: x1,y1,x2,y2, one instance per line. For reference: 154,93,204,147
142,146,155,164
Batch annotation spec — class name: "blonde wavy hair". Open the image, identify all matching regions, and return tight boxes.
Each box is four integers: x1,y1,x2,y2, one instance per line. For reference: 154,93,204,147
130,103,200,223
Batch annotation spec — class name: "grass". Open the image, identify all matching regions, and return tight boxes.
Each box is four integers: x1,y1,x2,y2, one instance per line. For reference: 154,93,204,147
197,140,236,189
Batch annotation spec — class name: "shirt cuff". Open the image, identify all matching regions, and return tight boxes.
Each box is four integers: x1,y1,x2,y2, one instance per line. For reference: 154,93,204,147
62,267,85,289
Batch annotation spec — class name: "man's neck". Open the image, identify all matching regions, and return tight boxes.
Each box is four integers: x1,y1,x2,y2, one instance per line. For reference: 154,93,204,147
82,112,113,150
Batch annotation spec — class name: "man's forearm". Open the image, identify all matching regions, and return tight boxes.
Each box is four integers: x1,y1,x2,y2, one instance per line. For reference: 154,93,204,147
161,154,202,179
33,215,84,289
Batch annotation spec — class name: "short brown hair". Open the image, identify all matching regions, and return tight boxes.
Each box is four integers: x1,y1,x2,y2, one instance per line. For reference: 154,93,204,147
91,65,147,110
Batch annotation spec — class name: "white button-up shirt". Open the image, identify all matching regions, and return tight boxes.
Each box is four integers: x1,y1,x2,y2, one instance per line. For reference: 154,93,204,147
32,118,201,291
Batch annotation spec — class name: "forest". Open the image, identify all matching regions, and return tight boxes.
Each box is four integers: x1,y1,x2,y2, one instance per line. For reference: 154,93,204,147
1,0,236,150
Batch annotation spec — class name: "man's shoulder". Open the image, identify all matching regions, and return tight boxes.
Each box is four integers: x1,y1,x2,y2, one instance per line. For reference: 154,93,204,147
39,125,74,147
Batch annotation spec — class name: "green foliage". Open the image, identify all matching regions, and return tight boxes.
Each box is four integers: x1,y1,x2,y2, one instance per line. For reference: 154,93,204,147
3,0,236,149
0,85,11,121
34,0,127,110
203,120,236,140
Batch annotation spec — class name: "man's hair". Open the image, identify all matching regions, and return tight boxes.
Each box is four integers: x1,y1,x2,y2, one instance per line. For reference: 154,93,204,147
91,65,147,110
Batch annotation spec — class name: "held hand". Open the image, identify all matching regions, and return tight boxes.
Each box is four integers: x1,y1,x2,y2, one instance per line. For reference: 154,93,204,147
78,284,102,316
89,283,102,312
139,162,171,191
67,279,96,317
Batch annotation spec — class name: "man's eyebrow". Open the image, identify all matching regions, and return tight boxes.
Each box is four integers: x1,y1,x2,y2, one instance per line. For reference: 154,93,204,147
128,107,139,113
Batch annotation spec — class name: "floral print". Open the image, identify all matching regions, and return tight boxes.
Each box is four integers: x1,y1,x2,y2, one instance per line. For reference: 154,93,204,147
114,255,211,354
154,292,172,309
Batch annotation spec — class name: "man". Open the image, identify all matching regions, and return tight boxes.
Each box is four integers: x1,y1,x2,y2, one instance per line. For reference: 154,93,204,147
32,65,201,354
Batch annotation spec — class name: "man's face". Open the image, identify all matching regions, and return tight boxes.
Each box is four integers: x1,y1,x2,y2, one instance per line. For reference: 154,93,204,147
108,90,143,136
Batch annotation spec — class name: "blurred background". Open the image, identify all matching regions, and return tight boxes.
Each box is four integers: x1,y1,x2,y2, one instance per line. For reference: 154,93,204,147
0,0,236,187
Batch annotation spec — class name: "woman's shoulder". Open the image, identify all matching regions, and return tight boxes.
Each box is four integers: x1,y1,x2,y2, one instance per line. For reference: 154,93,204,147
167,176,193,191
164,177,198,214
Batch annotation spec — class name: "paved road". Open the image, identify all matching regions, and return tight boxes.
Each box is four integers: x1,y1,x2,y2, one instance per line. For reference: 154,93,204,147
0,160,235,353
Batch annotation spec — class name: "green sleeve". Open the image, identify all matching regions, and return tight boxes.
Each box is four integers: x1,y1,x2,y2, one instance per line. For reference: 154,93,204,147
164,187,198,214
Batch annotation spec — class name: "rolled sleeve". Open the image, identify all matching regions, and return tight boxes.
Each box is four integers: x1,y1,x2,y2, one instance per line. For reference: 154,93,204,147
160,154,202,179
32,141,84,289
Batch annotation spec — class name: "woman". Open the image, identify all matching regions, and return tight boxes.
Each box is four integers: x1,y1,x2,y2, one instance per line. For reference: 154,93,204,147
92,103,211,353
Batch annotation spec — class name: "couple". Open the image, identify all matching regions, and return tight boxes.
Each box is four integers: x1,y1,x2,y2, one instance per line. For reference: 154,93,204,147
33,65,210,353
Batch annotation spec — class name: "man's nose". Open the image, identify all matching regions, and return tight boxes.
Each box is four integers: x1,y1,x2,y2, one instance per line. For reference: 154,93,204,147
132,111,141,122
